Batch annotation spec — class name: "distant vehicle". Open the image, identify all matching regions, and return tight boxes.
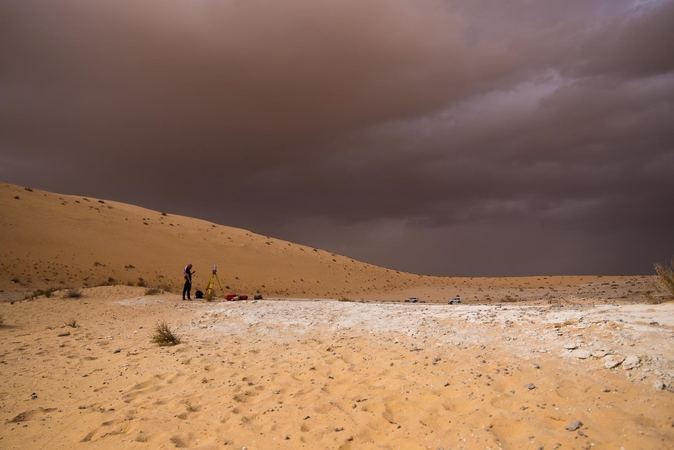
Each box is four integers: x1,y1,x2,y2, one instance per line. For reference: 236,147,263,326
448,297,462,304
405,297,419,303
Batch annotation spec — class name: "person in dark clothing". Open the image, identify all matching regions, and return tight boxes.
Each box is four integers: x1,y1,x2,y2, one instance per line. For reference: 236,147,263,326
182,263,194,300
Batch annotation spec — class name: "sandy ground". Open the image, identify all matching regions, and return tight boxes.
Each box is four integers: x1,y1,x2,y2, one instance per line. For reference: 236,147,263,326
2,286,673,449
2,181,673,448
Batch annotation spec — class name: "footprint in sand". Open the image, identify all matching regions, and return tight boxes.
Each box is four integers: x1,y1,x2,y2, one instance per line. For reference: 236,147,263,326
7,407,57,423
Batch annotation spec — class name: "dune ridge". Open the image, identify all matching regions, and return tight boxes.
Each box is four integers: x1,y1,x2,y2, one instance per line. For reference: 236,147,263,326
0,182,655,305
1,181,426,298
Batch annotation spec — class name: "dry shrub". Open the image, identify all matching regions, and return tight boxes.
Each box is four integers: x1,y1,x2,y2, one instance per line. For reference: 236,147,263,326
339,297,354,302
144,287,161,295
150,321,181,346
23,289,46,300
0,314,3,325
137,278,147,287
65,288,82,298
651,256,674,303
44,287,57,298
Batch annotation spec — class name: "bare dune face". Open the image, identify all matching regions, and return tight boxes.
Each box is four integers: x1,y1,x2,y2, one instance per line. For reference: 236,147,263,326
0,182,656,304
2,181,673,448
0,287,673,449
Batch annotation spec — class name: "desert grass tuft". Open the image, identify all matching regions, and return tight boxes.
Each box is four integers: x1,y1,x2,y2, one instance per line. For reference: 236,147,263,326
65,288,82,298
650,256,674,303
22,290,40,301
144,287,161,295
44,287,57,298
150,321,181,346
64,318,78,328
137,278,147,287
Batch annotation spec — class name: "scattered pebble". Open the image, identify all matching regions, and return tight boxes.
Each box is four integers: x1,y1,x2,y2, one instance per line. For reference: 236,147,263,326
653,380,666,391
575,350,592,359
526,383,536,390
57,331,70,337
566,420,583,431
622,355,640,370
603,355,624,369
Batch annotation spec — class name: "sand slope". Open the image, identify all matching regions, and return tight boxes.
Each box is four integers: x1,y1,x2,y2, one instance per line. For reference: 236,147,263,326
1,181,425,298
0,182,656,304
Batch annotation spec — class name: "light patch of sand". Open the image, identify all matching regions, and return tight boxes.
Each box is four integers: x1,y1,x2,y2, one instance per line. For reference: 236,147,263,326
1,287,673,449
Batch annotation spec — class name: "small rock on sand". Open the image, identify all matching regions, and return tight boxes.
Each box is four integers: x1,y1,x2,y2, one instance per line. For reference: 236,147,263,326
603,355,624,369
575,350,592,359
653,380,666,391
57,331,70,337
564,343,579,350
622,355,640,370
565,421,583,431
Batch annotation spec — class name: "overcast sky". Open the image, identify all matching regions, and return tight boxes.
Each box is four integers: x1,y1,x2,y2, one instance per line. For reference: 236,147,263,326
2,0,673,276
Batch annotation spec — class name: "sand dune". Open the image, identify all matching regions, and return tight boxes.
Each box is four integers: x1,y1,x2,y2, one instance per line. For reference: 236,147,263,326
2,181,673,449
0,182,655,304
1,181,451,299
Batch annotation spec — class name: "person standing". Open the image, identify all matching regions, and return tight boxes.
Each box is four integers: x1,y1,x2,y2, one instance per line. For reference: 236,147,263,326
182,264,194,300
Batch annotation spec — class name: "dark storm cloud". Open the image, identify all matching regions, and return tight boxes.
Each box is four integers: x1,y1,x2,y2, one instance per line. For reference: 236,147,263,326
1,0,673,275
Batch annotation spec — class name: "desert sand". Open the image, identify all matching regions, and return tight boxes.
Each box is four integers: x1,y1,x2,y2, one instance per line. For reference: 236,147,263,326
1,182,673,449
